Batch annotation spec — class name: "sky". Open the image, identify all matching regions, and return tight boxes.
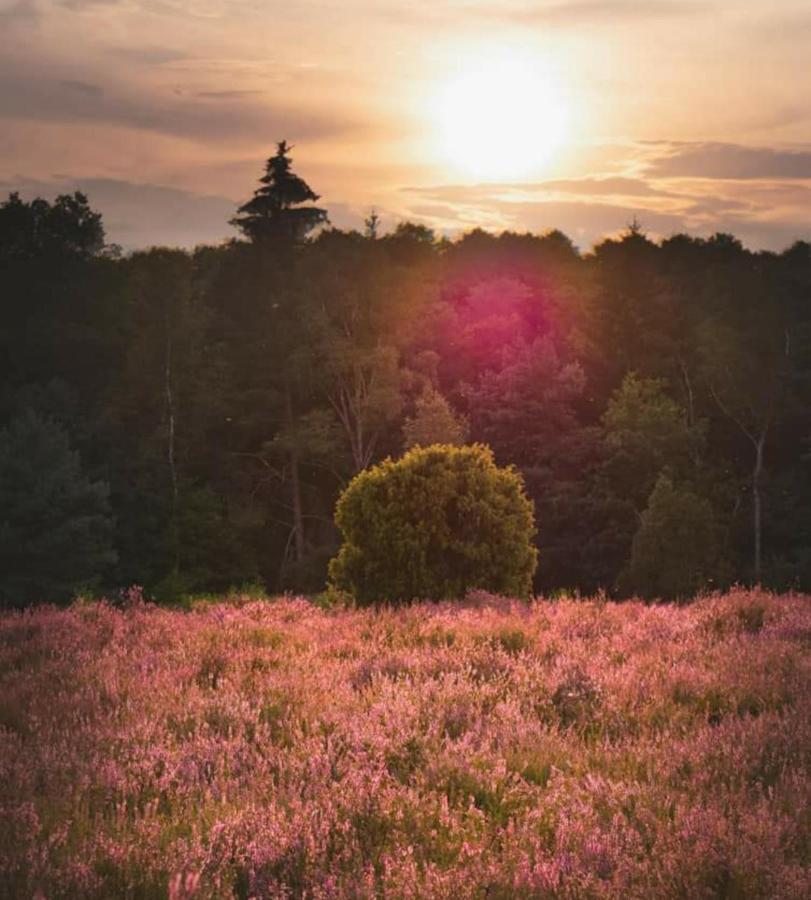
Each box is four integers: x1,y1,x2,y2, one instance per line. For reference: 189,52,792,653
1,0,809,251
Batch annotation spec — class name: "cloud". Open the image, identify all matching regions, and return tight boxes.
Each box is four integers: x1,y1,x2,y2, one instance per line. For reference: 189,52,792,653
194,90,262,99
494,0,706,26
477,198,687,244
400,178,809,252
58,0,125,8
102,45,189,65
646,142,811,179
320,200,367,232
0,175,237,249
405,176,678,204
0,64,360,145
400,186,687,247
0,0,37,27
537,177,673,197
60,80,104,97
373,0,704,28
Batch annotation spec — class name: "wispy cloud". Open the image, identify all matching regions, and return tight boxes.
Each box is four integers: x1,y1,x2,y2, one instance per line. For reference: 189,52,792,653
0,65,361,144
482,0,707,26
0,0,37,26
372,0,705,28
401,157,810,250
59,80,104,97
645,142,811,179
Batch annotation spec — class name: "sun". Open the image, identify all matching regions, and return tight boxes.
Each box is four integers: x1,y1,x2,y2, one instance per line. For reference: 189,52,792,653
433,54,569,181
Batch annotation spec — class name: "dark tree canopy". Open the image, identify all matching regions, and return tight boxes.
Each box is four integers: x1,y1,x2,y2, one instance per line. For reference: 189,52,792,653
0,411,116,607
0,191,105,261
230,141,329,243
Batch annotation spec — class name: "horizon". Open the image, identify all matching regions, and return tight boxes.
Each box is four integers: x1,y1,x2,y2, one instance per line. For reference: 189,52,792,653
1,0,809,251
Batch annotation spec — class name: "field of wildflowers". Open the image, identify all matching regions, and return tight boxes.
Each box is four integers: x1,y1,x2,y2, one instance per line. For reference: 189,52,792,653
1,589,809,898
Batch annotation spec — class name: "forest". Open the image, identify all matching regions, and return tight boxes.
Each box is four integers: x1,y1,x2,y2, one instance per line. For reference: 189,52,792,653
1,142,810,607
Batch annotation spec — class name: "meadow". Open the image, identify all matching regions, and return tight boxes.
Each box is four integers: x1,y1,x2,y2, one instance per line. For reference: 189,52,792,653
1,589,809,899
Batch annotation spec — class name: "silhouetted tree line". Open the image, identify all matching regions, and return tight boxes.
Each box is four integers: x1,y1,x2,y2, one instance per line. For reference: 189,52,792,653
2,143,810,606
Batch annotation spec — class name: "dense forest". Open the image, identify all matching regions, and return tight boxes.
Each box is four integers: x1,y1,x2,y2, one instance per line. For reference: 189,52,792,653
2,143,810,606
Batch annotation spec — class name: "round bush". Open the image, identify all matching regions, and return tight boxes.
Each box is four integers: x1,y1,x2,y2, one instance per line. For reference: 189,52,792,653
328,444,538,605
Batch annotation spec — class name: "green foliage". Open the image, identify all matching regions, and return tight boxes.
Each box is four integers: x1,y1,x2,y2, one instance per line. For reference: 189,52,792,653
621,473,726,600
328,444,537,605
402,387,469,450
602,373,701,508
0,411,116,607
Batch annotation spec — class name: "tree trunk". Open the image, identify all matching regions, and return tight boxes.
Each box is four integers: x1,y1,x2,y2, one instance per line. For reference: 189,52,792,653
289,446,305,563
284,380,305,562
753,433,765,582
165,309,179,571
708,384,772,585
678,356,695,429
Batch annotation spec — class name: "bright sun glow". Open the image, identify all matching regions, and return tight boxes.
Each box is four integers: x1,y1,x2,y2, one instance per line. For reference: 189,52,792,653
434,54,569,181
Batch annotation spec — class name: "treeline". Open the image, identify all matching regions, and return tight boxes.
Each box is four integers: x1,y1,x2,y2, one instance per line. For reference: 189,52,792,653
1,144,810,605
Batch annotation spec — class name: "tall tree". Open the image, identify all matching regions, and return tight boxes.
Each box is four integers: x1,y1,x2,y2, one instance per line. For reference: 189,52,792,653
226,144,329,569
699,315,790,582
693,240,805,582
230,141,328,244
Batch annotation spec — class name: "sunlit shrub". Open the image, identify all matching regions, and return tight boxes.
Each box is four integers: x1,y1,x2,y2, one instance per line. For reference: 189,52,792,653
328,444,538,605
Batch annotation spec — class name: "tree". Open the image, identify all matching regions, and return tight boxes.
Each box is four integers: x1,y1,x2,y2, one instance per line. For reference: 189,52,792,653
602,373,702,509
230,141,328,244
0,191,113,394
464,338,605,591
323,342,404,472
402,387,469,450
329,444,537,605
0,191,104,262
467,338,587,469
0,411,116,607
302,230,426,474
621,473,726,601
583,226,675,394
103,249,242,596
698,312,791,582
364,209,381,240
223,146,330,573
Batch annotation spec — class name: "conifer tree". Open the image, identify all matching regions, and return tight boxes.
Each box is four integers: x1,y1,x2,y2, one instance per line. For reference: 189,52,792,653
0,411,116,607
230,141,328,243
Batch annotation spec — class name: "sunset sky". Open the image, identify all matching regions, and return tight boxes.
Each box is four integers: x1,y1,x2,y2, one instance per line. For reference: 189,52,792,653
2,0,809,250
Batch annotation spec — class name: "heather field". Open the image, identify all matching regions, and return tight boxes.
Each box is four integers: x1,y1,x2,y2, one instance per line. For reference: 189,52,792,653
1,590,810,899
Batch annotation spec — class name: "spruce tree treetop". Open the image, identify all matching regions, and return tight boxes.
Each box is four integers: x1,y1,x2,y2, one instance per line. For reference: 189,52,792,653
231,141,329,244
